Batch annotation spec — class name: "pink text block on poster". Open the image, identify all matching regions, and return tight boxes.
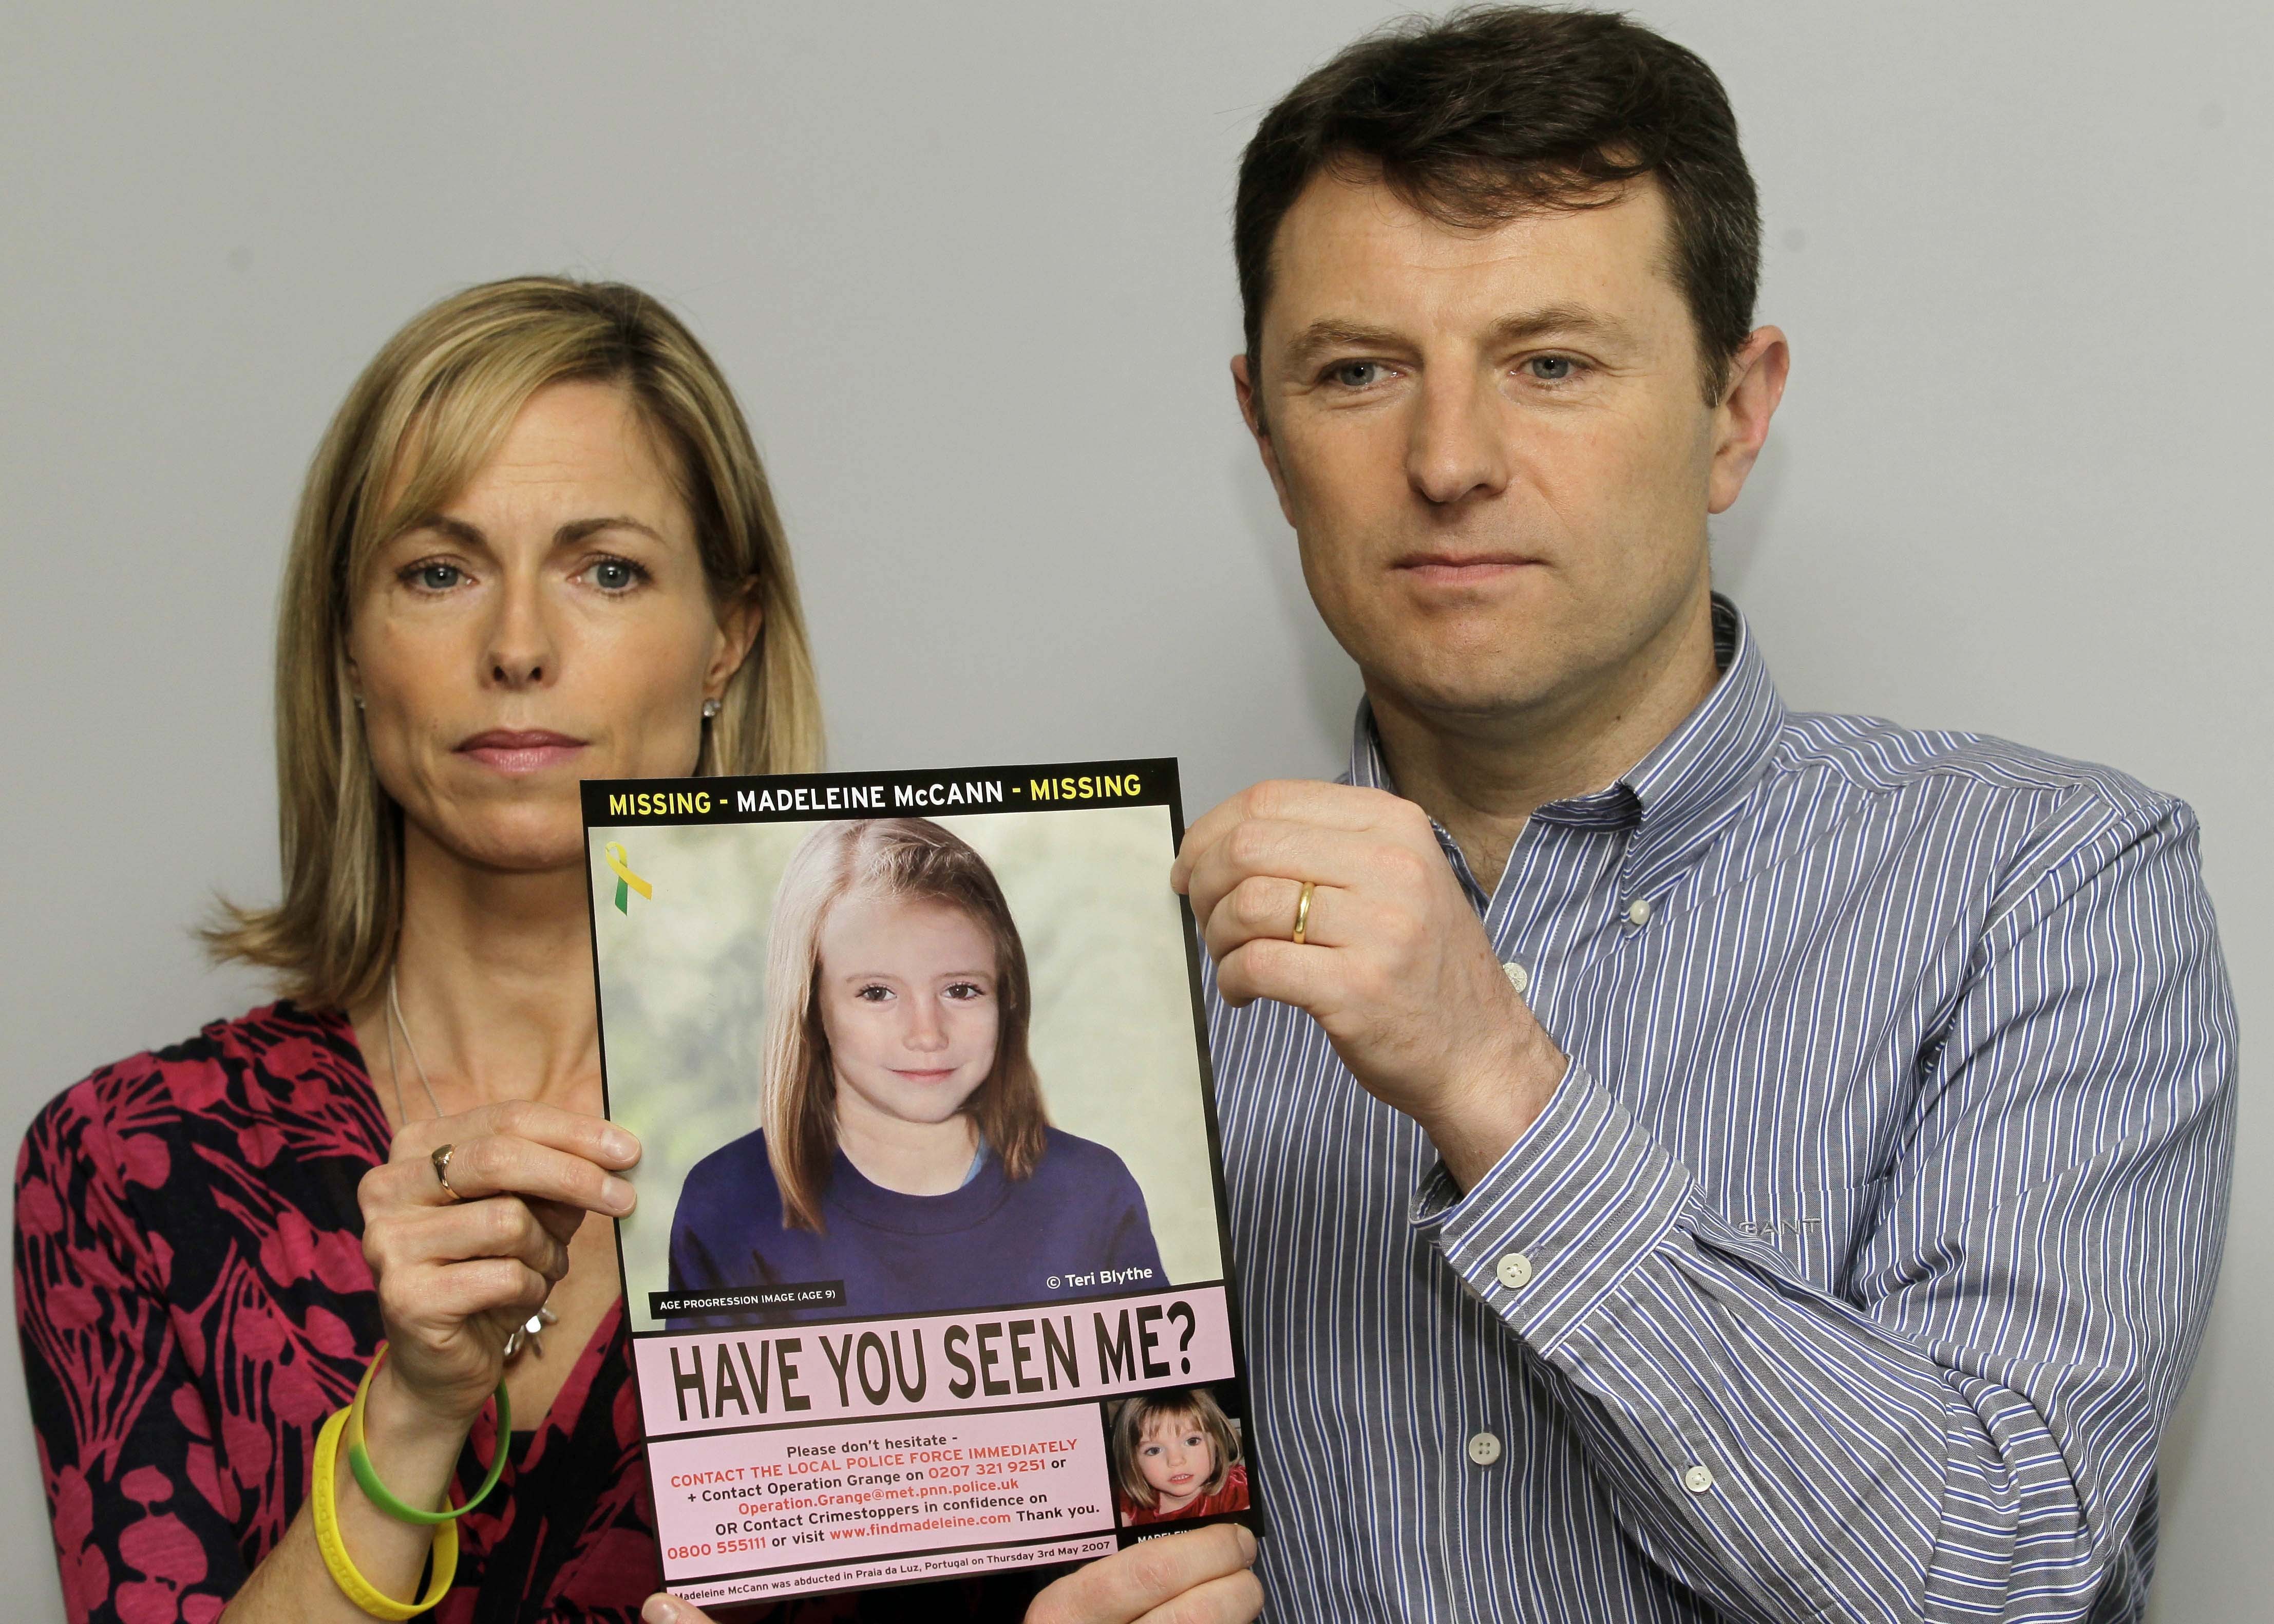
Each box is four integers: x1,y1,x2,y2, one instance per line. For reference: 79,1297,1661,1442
653,1402,1118,1596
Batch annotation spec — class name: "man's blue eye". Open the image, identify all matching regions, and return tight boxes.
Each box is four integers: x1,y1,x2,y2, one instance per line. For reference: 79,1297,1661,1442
1331,361,1384,388
1529,356,1576,381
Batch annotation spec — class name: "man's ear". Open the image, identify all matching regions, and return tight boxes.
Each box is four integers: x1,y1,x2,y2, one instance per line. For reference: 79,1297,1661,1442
1707,326,1789,515
1231,353,1298,527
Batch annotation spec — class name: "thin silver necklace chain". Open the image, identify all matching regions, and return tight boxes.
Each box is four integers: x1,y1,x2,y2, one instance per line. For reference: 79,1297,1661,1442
385,964,555,1358
385,967,445,1124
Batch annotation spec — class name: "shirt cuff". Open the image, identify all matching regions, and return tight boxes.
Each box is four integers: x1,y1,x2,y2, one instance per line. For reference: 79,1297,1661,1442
1411,1060,1694,1356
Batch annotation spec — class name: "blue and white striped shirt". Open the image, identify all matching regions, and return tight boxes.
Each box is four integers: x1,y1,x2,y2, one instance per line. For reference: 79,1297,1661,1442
1210,598,2235,1622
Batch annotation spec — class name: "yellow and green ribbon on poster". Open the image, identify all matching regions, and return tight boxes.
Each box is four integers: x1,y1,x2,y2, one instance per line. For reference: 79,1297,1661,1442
604,842,652,914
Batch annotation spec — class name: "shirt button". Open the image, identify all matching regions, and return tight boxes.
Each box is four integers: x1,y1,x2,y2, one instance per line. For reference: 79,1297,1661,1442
1626,897,1653,926
1502,960,1529,993
1495,1251,1534,1290
1466,1431,1503,1466
1682,1464,1715,1494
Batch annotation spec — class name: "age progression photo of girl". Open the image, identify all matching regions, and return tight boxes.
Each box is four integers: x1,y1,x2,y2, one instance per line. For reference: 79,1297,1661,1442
593,789,1234,1347
666,817,1167,1318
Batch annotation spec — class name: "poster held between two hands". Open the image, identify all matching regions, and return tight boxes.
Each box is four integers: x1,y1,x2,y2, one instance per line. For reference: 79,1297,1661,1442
584,759,1263,1606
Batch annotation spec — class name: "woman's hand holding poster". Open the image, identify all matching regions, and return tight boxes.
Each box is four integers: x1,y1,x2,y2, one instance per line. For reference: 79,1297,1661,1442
583,760,1261,1606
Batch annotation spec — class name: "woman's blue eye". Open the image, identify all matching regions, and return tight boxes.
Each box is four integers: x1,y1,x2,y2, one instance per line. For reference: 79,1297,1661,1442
406,562,463,591
591,559,641,591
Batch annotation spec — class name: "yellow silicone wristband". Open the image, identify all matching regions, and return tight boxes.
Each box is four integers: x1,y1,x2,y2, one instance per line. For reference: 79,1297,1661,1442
312,1406,458,1620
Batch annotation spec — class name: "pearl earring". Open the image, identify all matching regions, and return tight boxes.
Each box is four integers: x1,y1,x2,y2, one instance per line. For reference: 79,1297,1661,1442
702,697,721,719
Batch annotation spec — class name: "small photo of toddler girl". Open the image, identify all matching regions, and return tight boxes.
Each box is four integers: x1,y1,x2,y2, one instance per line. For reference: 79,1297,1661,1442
1110,1386,1250,1526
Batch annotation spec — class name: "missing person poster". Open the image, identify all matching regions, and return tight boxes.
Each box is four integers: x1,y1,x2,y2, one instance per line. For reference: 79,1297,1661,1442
583,759,1261,1606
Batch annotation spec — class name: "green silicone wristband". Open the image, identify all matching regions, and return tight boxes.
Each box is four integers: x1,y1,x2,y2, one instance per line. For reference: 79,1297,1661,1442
347,1374,513,1526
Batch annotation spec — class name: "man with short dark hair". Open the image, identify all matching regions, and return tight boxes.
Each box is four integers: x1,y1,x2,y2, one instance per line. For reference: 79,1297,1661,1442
1165,7,2233,1621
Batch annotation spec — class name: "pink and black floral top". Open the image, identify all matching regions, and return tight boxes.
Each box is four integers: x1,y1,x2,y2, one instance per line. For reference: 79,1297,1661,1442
14,1004,1050,1623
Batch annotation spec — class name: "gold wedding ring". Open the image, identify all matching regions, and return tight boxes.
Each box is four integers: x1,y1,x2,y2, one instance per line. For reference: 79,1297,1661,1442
1292,880,1316,946
431,1143,464,1202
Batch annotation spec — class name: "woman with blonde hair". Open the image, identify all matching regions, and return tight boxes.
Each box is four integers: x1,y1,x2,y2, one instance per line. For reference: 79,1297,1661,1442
11,275,814,1622
668,818,1164,1319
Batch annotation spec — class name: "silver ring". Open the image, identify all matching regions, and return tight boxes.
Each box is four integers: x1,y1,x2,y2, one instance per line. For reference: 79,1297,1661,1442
430,1143,463,1202
503,1305,557,1361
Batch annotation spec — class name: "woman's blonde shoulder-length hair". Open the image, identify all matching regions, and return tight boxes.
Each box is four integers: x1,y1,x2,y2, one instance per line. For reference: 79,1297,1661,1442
1109,1386,1242,1512
207,275,823,1010
763,818,1050,1231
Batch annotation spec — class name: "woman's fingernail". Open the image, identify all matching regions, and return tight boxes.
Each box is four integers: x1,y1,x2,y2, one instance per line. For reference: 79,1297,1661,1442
1236,1523,1258,1561
604,1128,639,1162
641,1595,680,1623
605,1177,637,1214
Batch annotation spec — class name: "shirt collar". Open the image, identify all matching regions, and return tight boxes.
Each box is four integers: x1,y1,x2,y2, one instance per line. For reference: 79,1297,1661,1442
1347,595,1785,893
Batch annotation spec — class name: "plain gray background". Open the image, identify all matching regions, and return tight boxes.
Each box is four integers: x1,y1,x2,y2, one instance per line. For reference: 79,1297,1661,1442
3,3,2265,1617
